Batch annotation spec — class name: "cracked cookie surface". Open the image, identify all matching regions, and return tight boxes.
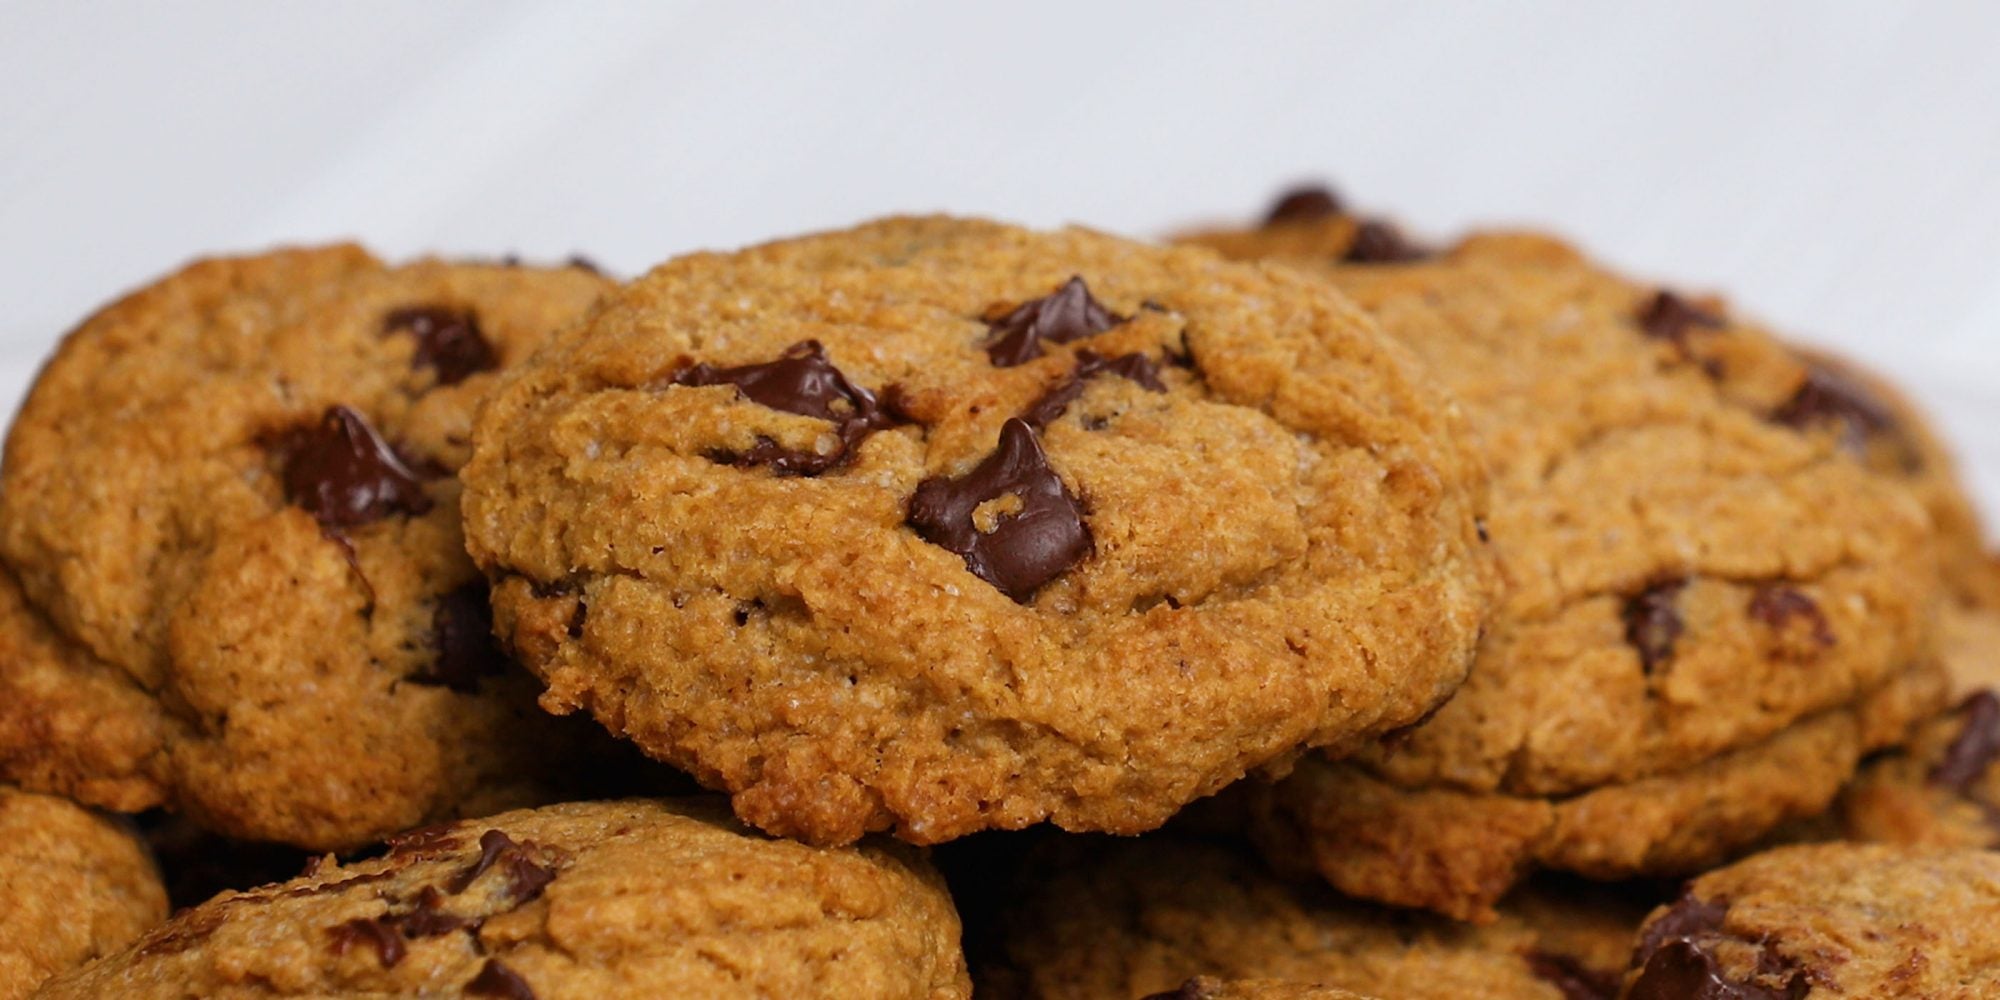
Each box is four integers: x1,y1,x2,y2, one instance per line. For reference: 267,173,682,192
0,785,168,999
38,797,969,999
0,246,621,850
462,216,1493,846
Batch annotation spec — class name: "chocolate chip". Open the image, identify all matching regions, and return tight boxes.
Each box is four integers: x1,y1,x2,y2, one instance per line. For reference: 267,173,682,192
1624,578,1688,673
1263,184,1345,225
1772,363,1902,460
1628,938,1807,1000
1344,219,1427,263
384,306,496,386
1747,585,1835,648
1525,951,1622,1000
1933,690,2000,791
565,254,603,275
327,916,406,967
1637,291,1724,346
385,824,464,861
414,584,505,693
1635,892,1729,958
907,418,1092,603
391,886,474,938
982,276,1127,367
450,829,556,903
467,958,538,999
673,340,897,475
1021,350,1167,428
277,406,433,530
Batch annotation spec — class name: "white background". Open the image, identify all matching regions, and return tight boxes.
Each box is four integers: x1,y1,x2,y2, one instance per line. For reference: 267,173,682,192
3,2,1996,526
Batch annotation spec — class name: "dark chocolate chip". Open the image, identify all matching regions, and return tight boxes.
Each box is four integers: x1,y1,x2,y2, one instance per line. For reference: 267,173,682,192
1627,938,1808,1000
1634,892,1730,959
564,254,603,275
1344,219,1427,263
467,958,538,999
907,418,1092,603
384,824,464,861
415,584,506,693
983,276,1127,367
1263,184,1345,225
1021,350,1167,428
674,340,896,475
278,406,433,530
1772,364,1901,460
391,886,474,938
1525,950,1622,1000
1933,690,2000,791
452,829,521,893
1637,291,1724,346
1624,578,1688,673
450,829,556,903
327,916,407,967
1747,585,1835,648
384,306,496,386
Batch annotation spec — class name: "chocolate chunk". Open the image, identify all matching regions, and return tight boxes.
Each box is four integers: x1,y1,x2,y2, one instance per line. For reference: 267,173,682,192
1525,951,1622,1000
1635,892,1729,958
674,340,896,475
415,584,506,692
384,306,496,386
385,824,464,861
1344,219,1427,263
1021,350,1167,428
1747,585,1835,648
278,406,433,529
391,886,474,938
1263,184,1344,225
1772,363,1901,460
467,958,538,999
328,916,407,967
565,254,603,275
907,418,1092,603
1933,690,2000,791
983,276,1127,367
450,829,556,903
1628,938,1808,1000
1637,291,1724,345
1624,578,1688,673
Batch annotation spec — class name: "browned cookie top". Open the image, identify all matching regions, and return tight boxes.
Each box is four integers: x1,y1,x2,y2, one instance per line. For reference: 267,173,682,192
462,216,1494,846
0,245,618,850
39,798,970,999
0,785,168,999
1622,844,2000,998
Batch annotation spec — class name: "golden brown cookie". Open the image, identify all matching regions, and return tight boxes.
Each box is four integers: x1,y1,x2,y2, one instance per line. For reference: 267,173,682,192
39,797,969,999
0,246,623,851
462,216,1494,846
0,785,168,999
1622,844,2000,998
978,836,1651,1000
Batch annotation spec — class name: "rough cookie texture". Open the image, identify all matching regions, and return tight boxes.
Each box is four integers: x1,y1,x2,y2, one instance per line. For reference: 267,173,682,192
1621,844,2000,998
978,836,1650,1000
1253,658,1945,921
463,216,1493,846
0,785,168,999
0,246,620,851
39,797,969,999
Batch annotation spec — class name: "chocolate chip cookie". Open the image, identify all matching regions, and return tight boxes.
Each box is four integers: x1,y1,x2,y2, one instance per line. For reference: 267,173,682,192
1622,843,2000,998
0,785,168,999
0,245,622,851
39,797,969,999
1142,979,1374,1000
978,836,1651,1000
462,216,1494,846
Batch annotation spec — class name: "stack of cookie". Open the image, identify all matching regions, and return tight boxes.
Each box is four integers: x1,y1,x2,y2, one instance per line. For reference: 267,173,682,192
0,195,1994,999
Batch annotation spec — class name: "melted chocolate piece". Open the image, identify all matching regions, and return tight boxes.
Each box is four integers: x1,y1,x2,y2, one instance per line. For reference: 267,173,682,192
907,419,1092,603
1263,184,1344,225
674,340,896,475
450,830,556,902
327,916,407,967
1933,690,2000,791
392,886,474,937
1628,939,1808,1000
1624,578,1688,673
1635,892,1729,957
565,254,603,275
467,958,538,999
983,276,1127,367
278,407,433,529
1772,364,1900,459
1747,585,1835,648
1525,951,1622,1000
1344,219,1427,263
384,824,465,861
1021,350,1167,428
415,584,506,692
383,305,495,386
1637,291,1724,345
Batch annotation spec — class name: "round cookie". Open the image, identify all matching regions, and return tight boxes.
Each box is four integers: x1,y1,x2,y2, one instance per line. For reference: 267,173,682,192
1251,660,1947,921
0,785,169,1000
38,797,970,999
462,215,1494,846
1143,978,1375,1000
1622,844,2000,998
978,836,1652,1000
0,245,621,851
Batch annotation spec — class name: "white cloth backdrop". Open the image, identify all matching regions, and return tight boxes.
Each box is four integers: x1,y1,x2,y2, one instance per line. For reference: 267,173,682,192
3,1,1995,526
